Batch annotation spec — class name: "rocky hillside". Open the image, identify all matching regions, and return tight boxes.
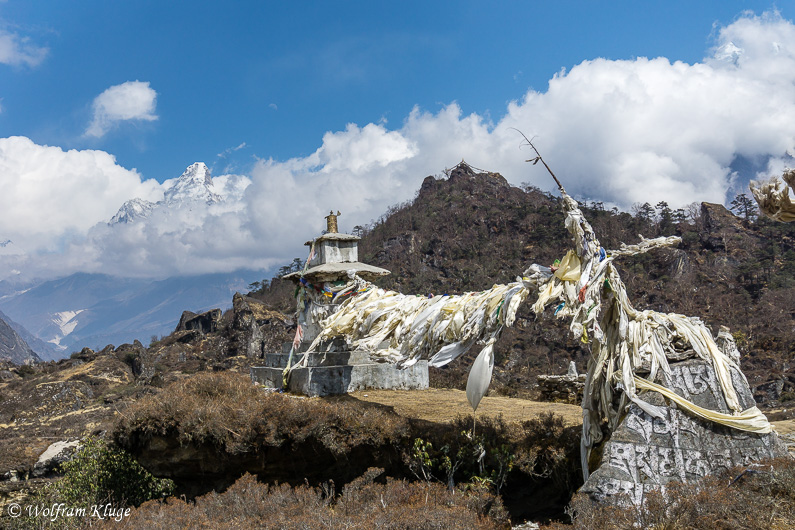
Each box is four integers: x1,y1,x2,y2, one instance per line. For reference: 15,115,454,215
0,296,583,523
254,162,795,406
0,315,39,365
0,294,292,508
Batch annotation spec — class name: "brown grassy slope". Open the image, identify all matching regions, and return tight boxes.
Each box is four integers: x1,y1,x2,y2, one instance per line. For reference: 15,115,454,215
92,473,511,530
111,372,583,520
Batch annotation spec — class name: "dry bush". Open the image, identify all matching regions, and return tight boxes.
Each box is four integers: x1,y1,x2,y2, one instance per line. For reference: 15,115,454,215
91,472,510,529
114,371,411,457
549,457,795,529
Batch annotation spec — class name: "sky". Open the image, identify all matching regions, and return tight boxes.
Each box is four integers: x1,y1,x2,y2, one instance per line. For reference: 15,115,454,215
1,1,795,283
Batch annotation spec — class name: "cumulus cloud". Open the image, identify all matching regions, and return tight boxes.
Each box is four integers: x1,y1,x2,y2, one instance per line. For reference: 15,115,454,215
0,29,48,67
236,10,795,267
2,10,795,282
0,135,162,255
85,81,158,138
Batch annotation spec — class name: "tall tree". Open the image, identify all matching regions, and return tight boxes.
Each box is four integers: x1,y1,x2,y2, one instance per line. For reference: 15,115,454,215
730,193,758,221
656,201,674,233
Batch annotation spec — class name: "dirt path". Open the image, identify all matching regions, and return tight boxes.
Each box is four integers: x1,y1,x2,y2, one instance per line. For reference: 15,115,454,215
325,388,583,425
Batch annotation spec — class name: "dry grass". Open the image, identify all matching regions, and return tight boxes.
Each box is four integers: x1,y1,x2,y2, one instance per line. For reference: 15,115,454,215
773,419,795,436
90,472,510,529
330,388,583,426
114,371,412,457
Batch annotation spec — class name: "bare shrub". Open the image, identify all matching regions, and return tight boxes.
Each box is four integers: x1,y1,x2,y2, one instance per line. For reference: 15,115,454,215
92,472,510,529
113,371,411,457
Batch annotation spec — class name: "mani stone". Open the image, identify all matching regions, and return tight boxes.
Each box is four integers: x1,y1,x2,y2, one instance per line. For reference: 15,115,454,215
580,359,789,506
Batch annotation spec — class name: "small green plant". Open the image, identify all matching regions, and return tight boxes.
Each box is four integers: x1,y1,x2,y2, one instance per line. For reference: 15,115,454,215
57,436,174,507
4,438,174,529
732,329,749,349
409,437,437,483
409,430,515,495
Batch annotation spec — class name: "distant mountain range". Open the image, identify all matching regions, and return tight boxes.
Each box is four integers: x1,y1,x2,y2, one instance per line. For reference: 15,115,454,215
0,271,262,359
0,163,266,361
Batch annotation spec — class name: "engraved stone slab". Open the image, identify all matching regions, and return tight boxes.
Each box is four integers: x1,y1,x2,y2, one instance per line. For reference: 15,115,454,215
580,359,789,505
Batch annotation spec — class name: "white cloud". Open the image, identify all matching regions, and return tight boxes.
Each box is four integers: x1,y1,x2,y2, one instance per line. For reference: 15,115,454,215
85,81,158,138
0,29,48,67
235,10,795,267
0,136,163,253
2,10,795,282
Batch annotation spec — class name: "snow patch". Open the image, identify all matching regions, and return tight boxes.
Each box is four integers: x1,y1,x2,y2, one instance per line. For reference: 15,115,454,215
47,310,85,347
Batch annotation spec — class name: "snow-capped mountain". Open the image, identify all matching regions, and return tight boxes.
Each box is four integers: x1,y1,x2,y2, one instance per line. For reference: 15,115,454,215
0,162,264,358
109,198,157,224
109,162,232,225
163,162,222,205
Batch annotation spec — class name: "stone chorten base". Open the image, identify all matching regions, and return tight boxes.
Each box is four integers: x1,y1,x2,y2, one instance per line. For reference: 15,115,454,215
250,342,428,397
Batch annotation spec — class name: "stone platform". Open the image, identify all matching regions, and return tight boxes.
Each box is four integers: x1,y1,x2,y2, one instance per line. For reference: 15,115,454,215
250,343,428,397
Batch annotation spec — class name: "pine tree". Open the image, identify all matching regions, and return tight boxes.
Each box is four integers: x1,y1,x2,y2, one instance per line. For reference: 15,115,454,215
730,193,758,221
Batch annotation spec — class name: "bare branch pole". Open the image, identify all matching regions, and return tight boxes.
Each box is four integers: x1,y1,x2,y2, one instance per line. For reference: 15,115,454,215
511,128,565,192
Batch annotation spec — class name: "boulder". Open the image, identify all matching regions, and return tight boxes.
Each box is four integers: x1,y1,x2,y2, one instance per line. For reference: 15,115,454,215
230,293,292,359
580,359,789,505
32,440,80,477
175,309,222,335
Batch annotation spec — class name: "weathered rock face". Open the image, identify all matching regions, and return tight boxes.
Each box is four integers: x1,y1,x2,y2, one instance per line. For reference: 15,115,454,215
0,316,40,365
116,340,153,381
230,293,292,359
175,309,222,335
580,359,789,505
33,440,80,478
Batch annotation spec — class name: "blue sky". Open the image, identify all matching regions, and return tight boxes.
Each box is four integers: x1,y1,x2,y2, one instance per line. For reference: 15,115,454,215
1,1,775,178
1,1,794,281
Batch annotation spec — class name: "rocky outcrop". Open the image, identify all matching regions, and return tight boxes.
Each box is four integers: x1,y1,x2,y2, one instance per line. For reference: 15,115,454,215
580,359,789,506
229,293,292,359
32,440,80,478
699,202,763,254
175,309,222,335
117,340,156,382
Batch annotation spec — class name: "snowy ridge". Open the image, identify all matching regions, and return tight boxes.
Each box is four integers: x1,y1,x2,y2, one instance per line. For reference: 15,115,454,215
110,198,156,224
109,162,238,225
164,162,222,205
48,310,85,348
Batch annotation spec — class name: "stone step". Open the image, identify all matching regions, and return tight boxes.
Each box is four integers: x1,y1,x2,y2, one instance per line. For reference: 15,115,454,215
280,336,348,354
